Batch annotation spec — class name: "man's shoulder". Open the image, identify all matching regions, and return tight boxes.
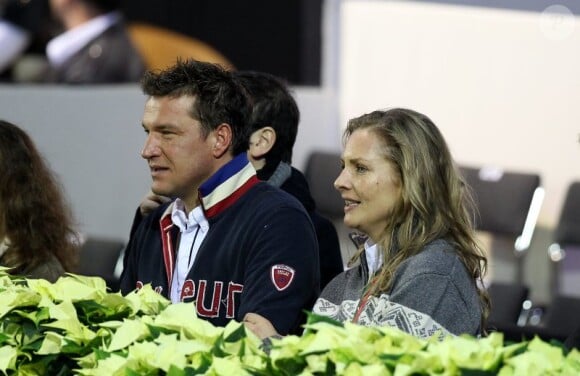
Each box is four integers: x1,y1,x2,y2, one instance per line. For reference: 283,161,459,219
136,201,172,230
246,181,306,210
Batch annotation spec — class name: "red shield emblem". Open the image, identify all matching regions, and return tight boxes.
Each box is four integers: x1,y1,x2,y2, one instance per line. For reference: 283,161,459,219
271,264,295,291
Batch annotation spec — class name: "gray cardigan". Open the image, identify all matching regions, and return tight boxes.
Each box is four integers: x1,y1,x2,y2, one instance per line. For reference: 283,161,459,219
312,239,482,339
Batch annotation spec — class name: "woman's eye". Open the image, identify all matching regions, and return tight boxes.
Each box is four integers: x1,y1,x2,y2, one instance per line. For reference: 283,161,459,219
355,164,369,173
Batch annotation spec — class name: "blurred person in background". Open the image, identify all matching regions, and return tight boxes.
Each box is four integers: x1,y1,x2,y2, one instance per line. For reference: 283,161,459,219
237,70,343,289
43,0,144,83
0,119,79,282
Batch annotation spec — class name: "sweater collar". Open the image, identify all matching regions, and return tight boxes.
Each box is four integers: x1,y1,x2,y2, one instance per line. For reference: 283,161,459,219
160,154,260,225
198,153,260,218
264,161,292,188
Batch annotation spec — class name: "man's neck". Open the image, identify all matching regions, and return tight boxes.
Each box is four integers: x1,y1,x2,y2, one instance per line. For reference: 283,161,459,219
182,198,200,214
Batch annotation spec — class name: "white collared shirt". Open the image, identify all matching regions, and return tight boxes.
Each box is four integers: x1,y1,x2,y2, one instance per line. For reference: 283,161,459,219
364,238,383,278
46,11,121,67
169,199,209,303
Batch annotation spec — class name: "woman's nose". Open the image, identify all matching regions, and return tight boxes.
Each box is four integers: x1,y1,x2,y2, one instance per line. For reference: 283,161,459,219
334,168,348,191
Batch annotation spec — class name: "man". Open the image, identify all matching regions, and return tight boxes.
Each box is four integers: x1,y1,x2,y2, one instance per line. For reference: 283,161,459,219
134,71,344,290
44,0,144,83
119,59,319,336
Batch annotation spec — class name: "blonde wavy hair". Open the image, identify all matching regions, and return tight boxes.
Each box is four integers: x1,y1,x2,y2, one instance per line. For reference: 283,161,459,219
344,108,490,329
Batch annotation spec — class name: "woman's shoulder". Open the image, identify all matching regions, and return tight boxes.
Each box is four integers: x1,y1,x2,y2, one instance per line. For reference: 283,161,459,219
398,239,464,277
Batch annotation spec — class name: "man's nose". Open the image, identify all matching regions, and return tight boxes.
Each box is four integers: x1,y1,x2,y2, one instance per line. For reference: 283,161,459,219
141,136,159,159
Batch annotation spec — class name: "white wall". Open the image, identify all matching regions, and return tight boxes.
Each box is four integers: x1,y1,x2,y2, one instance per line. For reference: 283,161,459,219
339,0,580,227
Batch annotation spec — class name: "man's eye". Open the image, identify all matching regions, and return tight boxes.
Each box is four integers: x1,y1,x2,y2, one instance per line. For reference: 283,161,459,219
356,165,367,173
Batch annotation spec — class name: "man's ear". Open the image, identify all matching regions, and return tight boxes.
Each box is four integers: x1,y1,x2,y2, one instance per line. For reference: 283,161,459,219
248,127,276,159
212,123,233,158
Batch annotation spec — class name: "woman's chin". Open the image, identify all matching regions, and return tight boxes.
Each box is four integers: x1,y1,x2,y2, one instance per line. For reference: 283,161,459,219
343,217,357,231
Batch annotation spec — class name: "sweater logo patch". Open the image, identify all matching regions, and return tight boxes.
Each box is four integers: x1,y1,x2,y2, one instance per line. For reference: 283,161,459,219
271,264,295,291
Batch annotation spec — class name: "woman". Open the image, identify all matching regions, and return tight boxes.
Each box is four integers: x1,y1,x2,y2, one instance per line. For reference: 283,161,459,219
245,108,489,340
0,120,78,282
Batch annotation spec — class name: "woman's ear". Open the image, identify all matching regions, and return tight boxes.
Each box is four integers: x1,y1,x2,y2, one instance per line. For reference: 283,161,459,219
248,126,276,159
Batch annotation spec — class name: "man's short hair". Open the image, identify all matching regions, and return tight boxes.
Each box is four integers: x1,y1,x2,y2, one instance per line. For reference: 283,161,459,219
141,59,251,156
235,71,299,163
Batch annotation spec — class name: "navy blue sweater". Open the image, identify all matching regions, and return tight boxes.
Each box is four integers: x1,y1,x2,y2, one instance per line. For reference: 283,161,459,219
120,155,320,335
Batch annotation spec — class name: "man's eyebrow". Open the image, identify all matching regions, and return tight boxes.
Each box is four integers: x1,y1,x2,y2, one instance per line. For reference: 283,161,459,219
142,123,179,131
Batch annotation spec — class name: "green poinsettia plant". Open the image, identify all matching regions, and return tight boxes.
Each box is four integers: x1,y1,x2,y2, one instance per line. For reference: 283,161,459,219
0,267,579,375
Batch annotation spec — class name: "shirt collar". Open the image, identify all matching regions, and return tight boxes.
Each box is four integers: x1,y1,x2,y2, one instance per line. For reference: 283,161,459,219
170,198,209,233
364,238,383,276
46,11,122,67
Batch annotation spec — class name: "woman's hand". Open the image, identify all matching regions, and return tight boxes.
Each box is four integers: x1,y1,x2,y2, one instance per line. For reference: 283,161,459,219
243,312,280,339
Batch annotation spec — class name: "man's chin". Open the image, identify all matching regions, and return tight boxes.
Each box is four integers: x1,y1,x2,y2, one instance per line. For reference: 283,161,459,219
151,186,171,198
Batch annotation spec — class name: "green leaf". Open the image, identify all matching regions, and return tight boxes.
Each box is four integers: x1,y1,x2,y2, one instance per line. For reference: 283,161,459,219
124,284,170,316
11,306,50,328
299,323,349,355
107,318,150,352
36,331,64,355
223,320,247,343
14,354,66,376
208,356,252,376
302,312,344,335
429,333,502,371
42,302,97,344
148,333,210,371
270,336,308,375
154,303,222,343
187,352,212,374
502,336,564,375
0,289,41,319
0,345,18,372
563,348,580,374
76,352,130,375
167,364,200,376
0,332,12,346
342,362,390,376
